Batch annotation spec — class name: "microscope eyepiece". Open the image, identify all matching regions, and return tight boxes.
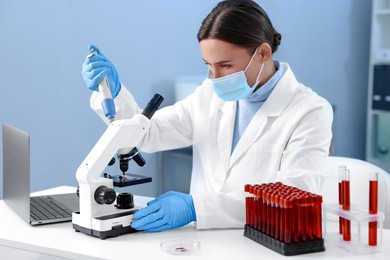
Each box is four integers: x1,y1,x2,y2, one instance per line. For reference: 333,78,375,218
142,94,164,119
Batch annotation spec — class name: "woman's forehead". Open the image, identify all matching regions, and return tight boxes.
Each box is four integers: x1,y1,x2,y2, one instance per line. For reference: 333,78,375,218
200,39,249,63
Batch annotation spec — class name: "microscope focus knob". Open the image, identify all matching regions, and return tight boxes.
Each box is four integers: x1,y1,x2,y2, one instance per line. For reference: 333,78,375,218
116,192,134,209
94,186,116,205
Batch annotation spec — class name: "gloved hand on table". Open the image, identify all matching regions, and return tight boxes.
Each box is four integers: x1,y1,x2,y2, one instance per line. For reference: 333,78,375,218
131,191,197,232
81,44,121,98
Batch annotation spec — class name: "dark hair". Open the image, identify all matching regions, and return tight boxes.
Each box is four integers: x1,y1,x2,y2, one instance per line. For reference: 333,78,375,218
197,0,281,54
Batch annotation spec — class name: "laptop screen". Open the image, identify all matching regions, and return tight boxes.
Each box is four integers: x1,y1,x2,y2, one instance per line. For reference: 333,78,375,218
2,123,31,223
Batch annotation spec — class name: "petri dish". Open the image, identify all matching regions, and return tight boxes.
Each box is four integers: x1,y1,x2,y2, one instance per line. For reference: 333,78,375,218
160,238,200,255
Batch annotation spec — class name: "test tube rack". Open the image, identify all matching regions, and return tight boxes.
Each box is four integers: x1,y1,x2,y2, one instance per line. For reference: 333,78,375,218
323,203,384,254
243,182,325,256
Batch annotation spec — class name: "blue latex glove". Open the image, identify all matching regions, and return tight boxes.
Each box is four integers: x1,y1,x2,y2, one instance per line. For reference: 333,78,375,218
81,44,121,98
131,191,196,232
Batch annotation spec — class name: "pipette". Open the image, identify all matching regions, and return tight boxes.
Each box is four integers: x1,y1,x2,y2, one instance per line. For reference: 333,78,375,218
87,50,117,122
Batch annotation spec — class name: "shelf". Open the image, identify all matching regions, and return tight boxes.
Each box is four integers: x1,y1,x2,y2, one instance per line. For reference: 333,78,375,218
375,0,390,11
367,1,390,173
370,110,390,115
372,61,390,65
375,9,390,15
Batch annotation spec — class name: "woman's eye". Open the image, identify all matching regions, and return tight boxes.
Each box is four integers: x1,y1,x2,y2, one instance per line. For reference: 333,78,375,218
220,64,232,69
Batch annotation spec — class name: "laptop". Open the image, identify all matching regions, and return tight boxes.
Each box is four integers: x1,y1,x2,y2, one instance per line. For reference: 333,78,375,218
2,123,79,225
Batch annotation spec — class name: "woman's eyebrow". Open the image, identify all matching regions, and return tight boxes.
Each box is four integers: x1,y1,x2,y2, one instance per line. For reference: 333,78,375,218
203,58,232,64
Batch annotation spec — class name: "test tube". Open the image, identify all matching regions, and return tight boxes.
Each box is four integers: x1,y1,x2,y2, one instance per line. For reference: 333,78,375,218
302,195,309,242
256,185,263,231
315,195,323,239
245,182,324,246
338,165,346,234
274,194,280,241
284,197,293,244
261,188,267,233
253,185,259,230
293,195,300,243
279,196,285,243
369,172,378,246
244,184,252,226
270,192,275,238
266,192,271,236
255,187,260,231
306,195,314,241
342,169,351,241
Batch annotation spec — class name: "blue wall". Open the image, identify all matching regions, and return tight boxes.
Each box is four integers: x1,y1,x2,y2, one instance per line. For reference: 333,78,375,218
0,0,372,198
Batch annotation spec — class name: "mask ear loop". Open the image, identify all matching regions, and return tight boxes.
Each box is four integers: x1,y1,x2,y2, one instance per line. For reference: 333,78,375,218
255,63,265,84
244,47,260,72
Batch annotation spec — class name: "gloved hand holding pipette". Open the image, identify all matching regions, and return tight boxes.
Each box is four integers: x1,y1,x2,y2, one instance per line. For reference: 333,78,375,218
82,44,121,98
131,191,197,232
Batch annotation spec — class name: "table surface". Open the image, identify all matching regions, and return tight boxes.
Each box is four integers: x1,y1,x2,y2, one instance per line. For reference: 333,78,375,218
0,186,389,260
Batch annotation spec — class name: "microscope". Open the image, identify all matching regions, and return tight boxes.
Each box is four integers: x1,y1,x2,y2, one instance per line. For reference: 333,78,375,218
72,74,164,239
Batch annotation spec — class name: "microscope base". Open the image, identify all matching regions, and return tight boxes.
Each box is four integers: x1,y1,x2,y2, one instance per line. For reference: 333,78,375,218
72,209,139,240
73,223,138,240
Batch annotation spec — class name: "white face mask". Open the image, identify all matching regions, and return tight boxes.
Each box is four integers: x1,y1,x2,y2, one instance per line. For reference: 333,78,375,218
206,47,264,101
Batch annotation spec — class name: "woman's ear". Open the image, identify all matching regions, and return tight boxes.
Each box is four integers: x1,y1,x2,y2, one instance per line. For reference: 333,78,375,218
258,42,272,62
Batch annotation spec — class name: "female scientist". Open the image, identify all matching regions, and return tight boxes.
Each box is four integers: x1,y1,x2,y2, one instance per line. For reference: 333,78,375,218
82,0,333,232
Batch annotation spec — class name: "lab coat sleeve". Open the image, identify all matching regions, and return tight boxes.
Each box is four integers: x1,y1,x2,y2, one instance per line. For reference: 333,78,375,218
275,96,333,194
192,190,246,229
90,83,194,151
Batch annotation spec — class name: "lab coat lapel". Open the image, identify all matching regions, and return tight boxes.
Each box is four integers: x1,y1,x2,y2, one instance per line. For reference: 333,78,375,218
229,64,297,169
229,109,268,168
217,101,236,171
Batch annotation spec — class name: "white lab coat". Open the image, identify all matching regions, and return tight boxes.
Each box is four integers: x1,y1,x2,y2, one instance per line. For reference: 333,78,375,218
90,62,333,230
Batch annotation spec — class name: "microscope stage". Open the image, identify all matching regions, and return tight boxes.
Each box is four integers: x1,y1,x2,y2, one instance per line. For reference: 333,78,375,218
103,173,152,187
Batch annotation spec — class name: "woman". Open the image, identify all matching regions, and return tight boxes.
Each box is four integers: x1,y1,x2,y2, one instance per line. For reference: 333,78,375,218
82,0,333,232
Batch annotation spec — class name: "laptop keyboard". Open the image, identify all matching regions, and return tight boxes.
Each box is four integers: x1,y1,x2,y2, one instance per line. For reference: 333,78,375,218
30,196,73,221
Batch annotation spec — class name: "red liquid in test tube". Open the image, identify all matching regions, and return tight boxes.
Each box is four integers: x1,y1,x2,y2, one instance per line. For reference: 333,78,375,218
256,185,263,231
261,189,267,233
266,192,271,236
301,195,308,242
342,169,351,241
315,195,323,239
284,197,293,244
251,185,256,228
270,193,275,238
258,187,264,232
306,195,314,241
253,186,259,230
292,195,300,243
369,172,378,246
338,165,346,235
245,185,253,227
311,195,319,239
255,188,260,231
279,197,285,242
244,185,250,226
274,194,280,240
245,182,324,246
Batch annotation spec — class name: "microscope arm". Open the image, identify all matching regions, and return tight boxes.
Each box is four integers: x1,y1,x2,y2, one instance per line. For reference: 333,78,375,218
75,114,150,221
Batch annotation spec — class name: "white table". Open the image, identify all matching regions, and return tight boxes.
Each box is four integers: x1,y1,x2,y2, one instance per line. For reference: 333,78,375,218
0,186,389,259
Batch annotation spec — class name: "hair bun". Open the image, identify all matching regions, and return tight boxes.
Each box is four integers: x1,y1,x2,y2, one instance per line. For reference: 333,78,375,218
273,30,282,52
